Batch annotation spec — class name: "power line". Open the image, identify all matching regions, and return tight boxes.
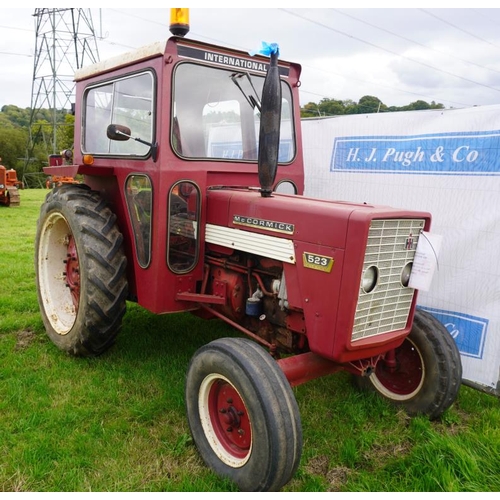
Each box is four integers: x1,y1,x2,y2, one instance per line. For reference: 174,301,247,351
99,38,136,50
0,24,32,33
333,8,500,77
107,8,167,28
471,8,500,27
0,51,32,57
299,63,470,108
1,8,499,110
103,8,471,107
106,8,251,52
420,8,500,50
280,8,500,96
15,8,493,110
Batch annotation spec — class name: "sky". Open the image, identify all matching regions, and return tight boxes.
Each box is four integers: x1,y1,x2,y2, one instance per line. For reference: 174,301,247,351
1,4,500,111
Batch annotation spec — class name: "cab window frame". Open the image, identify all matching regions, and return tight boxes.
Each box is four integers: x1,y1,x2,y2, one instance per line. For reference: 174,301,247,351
171,61,296,164
82,69,157,158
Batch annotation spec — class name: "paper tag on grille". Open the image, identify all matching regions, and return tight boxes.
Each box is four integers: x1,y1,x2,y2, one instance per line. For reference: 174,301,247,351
409,231,442,292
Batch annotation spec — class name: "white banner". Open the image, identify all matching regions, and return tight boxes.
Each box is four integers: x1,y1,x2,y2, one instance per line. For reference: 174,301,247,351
302,105,500,395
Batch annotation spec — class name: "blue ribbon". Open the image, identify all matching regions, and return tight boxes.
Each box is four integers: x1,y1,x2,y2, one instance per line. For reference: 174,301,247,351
249,41,280,58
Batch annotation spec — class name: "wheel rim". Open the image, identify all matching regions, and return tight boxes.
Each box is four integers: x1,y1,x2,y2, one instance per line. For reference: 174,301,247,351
65,236,80,311
198,373,252,468
370,337,425,401
37,212,79,335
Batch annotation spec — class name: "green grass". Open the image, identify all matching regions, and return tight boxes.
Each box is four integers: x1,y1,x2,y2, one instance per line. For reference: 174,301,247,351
1,189,500,492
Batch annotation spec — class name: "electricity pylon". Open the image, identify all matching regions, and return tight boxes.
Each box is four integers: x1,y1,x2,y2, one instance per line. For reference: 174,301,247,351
25,8,100,171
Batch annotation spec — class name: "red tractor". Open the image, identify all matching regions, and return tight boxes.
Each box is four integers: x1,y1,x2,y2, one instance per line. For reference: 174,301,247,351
0,158,22,206
35,10,462,492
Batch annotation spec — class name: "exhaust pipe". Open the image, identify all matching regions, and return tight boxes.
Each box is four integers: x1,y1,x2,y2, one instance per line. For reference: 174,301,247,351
257,45,281,197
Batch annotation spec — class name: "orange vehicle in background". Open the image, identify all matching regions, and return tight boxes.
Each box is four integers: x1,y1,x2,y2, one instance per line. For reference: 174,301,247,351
0,157,22,206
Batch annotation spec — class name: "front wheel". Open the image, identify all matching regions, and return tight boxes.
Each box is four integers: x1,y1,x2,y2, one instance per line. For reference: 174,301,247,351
35,184,128,356
185,338,302,491
356,309,462,420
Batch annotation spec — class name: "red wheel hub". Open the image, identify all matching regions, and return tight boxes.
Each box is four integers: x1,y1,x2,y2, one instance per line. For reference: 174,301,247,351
208,379,252,459
375,339,423,395
65,236,80,311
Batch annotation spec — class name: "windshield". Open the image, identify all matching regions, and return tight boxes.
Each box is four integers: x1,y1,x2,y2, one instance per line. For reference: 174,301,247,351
172,62,295,162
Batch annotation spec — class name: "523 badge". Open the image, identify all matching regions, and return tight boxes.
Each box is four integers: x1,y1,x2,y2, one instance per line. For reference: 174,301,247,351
302,252,334,273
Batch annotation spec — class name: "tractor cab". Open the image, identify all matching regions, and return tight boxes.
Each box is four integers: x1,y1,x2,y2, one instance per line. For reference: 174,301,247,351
44,35,304,313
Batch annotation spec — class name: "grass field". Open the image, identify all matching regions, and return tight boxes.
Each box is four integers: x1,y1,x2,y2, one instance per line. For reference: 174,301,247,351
1,188,499,492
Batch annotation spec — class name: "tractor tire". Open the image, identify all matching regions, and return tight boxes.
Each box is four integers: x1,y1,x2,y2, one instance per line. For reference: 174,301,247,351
355,309,462,420
185,337,302,492
35,184,128,356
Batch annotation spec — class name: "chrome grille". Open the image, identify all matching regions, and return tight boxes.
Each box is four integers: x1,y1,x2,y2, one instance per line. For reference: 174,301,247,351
352,219,425,342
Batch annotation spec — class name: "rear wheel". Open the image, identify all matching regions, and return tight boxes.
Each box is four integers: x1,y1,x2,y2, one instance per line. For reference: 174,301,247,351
35,184,128,356
356,309,462,419
185,337,302,491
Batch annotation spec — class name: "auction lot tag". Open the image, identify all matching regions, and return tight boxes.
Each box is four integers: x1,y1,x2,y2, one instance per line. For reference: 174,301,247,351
409,231,442,292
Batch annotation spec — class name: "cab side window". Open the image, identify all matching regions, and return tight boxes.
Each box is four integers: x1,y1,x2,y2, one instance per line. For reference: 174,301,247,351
125,175,153,268
167,181,200,273
83,72,155,156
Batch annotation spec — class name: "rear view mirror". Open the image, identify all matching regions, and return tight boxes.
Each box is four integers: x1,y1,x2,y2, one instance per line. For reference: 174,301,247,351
107,124,131,141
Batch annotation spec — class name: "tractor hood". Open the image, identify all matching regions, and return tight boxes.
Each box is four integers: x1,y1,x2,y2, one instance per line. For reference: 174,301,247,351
204,188,422,250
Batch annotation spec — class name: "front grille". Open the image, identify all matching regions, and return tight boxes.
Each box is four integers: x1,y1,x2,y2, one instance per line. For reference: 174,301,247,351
352,218,425,341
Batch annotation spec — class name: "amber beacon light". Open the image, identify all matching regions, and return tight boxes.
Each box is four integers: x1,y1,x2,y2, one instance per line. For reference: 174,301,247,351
169,8,190,37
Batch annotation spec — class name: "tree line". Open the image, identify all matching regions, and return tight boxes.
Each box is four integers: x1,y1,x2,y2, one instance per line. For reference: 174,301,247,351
0,105,74,185
300,96,444,117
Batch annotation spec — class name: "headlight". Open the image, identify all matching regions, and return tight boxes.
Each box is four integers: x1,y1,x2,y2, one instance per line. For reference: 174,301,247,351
401,262,413,287
362,265,379,293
